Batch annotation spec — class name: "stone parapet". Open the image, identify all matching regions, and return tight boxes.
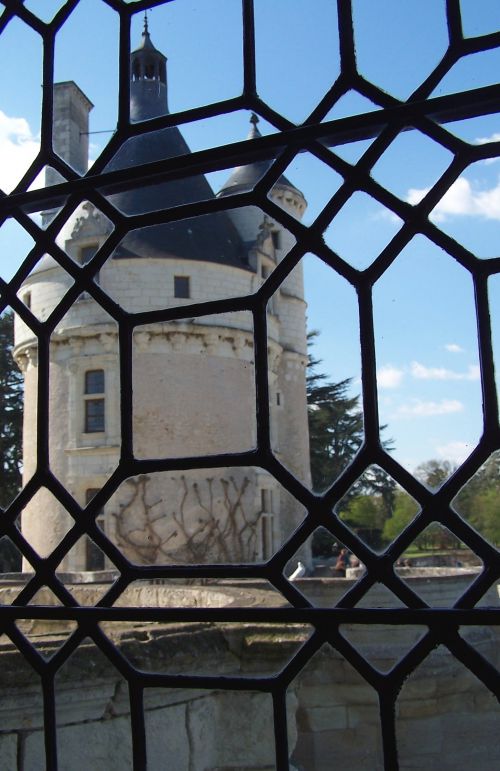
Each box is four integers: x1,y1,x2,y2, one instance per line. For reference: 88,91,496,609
0,576,497,768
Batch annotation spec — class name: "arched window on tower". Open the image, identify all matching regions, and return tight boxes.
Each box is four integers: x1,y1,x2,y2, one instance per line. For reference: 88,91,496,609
132,59,141,80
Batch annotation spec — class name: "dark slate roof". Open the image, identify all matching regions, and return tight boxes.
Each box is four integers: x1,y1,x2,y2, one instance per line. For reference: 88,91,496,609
103,29,249,270
218,115,303,199
105,126,248,268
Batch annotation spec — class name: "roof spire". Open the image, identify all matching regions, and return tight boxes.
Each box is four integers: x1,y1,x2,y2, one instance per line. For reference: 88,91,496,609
143,10,149,38
248,112,261,140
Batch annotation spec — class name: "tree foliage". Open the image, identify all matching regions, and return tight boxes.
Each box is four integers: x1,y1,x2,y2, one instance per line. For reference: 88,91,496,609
0,312,23,570
307,332,395,551
454,452,500,546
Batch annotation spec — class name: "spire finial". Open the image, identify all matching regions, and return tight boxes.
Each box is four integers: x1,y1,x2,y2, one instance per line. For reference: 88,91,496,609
143,10,149,37
248,112,261,140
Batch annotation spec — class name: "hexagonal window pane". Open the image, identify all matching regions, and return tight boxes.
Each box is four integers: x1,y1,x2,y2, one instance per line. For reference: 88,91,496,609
130,1,243,115
339,623,426,673
352,0,447,100
16,613,77,661
0,17,42,193
268,253,363,494
324,191,404,270
336,466,399,553
133,312,256,459
285,528,365,608
20,486,74,561
255,0,340,123
107,468,305,566
373,235,482,477
371,129,454,204
54,0,119,154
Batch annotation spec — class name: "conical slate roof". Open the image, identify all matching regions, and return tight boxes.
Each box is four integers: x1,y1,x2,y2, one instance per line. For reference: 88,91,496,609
105,23,248,269
218,114,302,198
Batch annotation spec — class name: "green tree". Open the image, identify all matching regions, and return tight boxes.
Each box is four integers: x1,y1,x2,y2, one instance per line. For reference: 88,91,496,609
341,494,385,530
415,459,456,488
454,452,500,546
307,333,395,552
307,373,364,492
382,491,419,543
0,312,23,571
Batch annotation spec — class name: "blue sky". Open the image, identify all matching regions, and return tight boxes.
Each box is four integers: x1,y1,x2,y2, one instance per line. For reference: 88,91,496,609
0,0,499,474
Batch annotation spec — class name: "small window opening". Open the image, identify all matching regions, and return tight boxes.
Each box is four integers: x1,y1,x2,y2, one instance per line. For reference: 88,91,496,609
85,399,105,433
24,291,31,309
276,392,281,406
271,230,281,251
85,369,104,394
174,276,190,298
84,370,105,433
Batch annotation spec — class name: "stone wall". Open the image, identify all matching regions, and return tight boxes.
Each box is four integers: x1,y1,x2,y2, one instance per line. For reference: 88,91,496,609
0,575,498,770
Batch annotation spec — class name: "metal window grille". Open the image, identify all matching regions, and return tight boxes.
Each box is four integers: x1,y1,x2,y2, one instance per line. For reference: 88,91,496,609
0,1,499,769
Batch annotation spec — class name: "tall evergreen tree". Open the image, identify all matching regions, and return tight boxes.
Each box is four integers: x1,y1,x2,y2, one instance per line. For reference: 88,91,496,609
307,332,395,552
0,312,23,570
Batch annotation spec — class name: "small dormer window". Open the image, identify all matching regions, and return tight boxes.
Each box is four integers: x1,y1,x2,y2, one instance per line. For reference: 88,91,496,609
174,276,190,299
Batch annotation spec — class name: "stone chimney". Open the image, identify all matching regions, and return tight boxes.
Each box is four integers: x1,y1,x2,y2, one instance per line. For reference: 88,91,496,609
43,82,93,223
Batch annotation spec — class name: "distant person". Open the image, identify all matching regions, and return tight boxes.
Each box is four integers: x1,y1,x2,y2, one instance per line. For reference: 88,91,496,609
333,548,349,576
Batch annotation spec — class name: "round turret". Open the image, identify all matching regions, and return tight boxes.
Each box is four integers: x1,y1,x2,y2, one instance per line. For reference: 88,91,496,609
14,25,311,572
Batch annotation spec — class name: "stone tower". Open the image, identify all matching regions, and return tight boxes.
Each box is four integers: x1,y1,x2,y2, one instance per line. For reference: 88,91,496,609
14,21,310,571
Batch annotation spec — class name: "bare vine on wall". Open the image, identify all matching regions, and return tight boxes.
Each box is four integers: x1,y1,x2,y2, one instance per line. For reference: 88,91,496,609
110,474,260,564
110,476,176,564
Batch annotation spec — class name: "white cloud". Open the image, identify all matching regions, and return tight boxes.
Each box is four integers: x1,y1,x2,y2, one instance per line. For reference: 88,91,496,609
0,110,39,193
476,132,500,145
444,343,464,354
377,365,404,389
436,440,471,464
396,399,464,417
475,132,500,164
410,361,479,381
407,175,500,221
